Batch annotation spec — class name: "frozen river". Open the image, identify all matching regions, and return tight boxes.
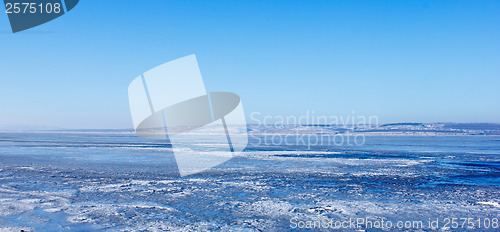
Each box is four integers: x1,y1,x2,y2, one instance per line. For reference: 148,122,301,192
0,131,499,231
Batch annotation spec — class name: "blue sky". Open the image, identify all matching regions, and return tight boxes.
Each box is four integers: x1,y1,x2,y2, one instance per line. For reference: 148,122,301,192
0,0,499,129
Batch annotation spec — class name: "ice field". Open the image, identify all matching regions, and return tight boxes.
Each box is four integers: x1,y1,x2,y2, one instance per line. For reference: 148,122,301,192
0,128,499,231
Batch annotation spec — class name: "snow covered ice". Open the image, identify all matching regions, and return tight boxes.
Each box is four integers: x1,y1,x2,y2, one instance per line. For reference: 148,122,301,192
0,127,499,231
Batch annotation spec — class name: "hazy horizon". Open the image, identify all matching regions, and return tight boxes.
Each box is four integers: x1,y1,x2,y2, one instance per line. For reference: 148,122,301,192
2,121,500,131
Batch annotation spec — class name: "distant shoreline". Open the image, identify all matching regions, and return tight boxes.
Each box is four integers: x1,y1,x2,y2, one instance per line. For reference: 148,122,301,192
1,122,500,136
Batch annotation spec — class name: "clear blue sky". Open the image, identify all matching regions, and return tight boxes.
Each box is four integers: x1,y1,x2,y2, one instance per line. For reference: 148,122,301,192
0,0,499,129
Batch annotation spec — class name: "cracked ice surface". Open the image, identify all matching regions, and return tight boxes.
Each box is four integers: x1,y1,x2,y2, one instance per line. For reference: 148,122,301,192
0,131,499,231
